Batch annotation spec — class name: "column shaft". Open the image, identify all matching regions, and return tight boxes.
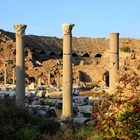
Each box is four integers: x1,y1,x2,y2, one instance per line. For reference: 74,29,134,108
4,63,7,85
57,73,61,89
109,33,119,93
62,23,74,118
38,77,41,86
14,24,27,108
13,68,15,85
48,71,51,86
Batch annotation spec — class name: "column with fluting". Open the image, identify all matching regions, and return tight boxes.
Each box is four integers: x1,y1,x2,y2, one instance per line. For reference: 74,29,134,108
62,23,74,118
56,72,61,89
109,32,119,93
14,24,27,108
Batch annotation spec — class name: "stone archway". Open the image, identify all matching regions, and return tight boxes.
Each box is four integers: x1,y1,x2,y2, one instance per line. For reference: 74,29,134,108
82,52,90,57
72,52,78,57
95,53,102,58
103,71,109,87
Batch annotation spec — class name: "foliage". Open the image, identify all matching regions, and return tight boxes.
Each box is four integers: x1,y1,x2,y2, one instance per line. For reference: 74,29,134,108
121,47,131,52
0,98,103,140
120,99,140,139
93,92,140,139
16,128,41,140
44,101,56,107
43,124,102,140
0,98,60,139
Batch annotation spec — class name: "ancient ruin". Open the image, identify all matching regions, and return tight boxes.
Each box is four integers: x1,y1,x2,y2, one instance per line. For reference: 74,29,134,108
0,24,140,139
62,23,74,118
14,24,27,108
109,33,119,93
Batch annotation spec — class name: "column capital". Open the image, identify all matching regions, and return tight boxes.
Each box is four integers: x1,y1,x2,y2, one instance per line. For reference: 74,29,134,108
62,23,74,35
14,24,27,37
110,32,119,36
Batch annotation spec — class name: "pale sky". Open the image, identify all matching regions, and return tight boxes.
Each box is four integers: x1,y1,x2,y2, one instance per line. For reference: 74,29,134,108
1,0,140,38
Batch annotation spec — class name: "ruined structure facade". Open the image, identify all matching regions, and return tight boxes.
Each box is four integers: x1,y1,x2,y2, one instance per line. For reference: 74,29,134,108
1,27,140,96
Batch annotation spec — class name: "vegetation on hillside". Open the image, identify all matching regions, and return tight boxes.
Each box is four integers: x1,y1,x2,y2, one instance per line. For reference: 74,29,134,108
0,98,102,140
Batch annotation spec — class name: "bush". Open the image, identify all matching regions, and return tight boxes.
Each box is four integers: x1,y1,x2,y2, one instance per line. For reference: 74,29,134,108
93,92,140,139
16,128,41,140
38,119,61,134
0,99,61,139
44,101,56,107
121,47,130,52
0,99,103,140
120,99,140,140
43,124,101,140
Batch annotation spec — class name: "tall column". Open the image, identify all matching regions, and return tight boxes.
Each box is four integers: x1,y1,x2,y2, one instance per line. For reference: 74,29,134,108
4,63,7,85
48,70,51,86
13,68,15,85
38,77,41,86
78,71,81,87
62,23,74,118
14,24,27,108
56,72,60,89
109,33,119,93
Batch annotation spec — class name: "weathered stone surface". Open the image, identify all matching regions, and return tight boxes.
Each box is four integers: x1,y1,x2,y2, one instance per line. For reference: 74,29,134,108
0,29,140,93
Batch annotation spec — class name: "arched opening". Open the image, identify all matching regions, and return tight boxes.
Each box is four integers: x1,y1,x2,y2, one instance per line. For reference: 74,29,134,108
49,52,56,56
82,53,90,58
29,77,36,83
72,53,78,57
103,71,109,87
95,53,102,58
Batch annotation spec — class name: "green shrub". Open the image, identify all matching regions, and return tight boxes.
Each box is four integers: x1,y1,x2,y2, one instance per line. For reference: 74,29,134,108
121,47,130,52
43,124,102,140
39,119,61,134
0,98,103,140
44,101,56,107
16,128,41,140
74,125,93,139
120,99,140,140
94,92,140,139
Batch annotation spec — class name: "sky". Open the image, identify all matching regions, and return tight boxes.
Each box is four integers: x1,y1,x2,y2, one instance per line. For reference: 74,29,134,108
0,0,140,38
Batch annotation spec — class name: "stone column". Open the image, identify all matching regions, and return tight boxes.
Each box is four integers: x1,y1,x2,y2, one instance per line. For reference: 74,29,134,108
4,63,7,85
62,23,74,118
14,24,27,108
38,77,41,86
109,33,119,93
13,68,15,85
78,71,81,87
48,70,51,86
56,72,60,89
